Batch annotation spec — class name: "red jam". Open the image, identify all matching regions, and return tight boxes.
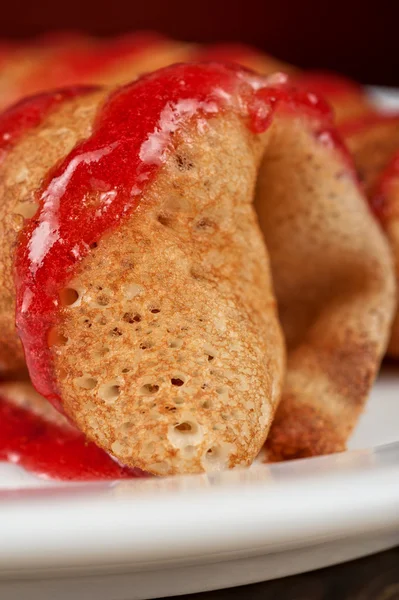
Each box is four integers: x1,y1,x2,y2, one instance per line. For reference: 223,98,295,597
14,64,354,410
0,86,96,164
0,85,123,481
20,32,169,97
0,395,144,480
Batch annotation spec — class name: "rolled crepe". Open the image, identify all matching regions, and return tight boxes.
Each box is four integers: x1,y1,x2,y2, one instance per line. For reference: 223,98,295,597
0,64,286,475
256,106,395,459
0,63,394,473
0,32,371,128
0,32,190,111
190,48,373,124
0,34,95,112
192,58,373,124
342,113,399,356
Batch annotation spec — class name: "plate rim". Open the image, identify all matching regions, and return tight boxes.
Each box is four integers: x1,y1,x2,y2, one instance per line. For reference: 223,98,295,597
1,441,398,575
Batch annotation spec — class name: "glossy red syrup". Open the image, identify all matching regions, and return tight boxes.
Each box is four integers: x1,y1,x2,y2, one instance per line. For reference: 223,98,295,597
21,32,168,97
0,86,128,481
0,87,96,164
15,64,353,414
0,395,144,480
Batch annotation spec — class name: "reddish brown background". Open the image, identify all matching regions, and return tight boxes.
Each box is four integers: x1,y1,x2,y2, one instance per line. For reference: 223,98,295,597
1,0,398,86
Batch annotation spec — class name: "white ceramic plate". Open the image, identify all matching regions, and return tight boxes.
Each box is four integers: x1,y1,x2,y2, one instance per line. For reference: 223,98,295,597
1,88,399,600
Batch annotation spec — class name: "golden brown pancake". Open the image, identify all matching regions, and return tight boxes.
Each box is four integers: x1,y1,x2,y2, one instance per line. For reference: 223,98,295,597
0,64,394,473
0,32,372,131
342,114,399,356
0,65,286,475
256,113,395,459
0,33,190,111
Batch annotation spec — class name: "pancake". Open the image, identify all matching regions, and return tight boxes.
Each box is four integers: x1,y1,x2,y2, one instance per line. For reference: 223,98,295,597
0,64,286,474
0,63,394,473
343,113,399,355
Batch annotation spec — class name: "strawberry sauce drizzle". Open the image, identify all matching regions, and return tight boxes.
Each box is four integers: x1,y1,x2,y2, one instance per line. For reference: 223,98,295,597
0,396,144,480
0,85,124,481
7,64,353,481
0,87,96,164
14,64,353,409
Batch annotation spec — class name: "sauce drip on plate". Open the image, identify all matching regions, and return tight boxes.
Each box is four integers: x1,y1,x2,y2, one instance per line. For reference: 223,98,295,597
0,395,145,480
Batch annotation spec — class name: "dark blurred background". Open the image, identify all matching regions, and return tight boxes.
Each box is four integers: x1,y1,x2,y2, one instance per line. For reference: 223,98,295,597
1,0,398,86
